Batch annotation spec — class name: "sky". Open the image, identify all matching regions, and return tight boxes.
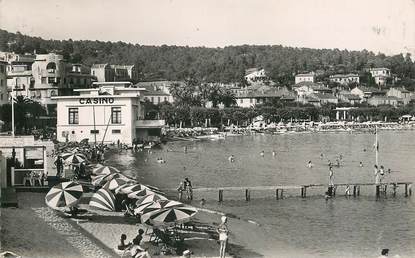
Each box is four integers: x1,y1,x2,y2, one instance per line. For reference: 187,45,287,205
0,0,414,56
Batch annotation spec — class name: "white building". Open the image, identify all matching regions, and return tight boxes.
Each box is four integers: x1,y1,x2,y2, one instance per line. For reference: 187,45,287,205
329,74,360,85
295,72,315,84
244,68,268,84
369,68,391,86
0,61,7,105
53,82,165,146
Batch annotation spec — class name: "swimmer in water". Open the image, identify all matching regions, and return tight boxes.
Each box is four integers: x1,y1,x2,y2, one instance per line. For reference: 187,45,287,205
228,155,235,163
359,161,363,167
272,150,276,157
260,150,265,157
307,160,313,168
320,153,324,159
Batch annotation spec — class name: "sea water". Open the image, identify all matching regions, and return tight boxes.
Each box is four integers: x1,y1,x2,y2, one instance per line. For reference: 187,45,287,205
107,130,415,257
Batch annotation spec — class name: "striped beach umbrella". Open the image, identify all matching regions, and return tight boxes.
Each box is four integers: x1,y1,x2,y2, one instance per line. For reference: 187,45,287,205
128,188,159,199
142,206,198,226
89,188,116,211
92,165,120,175
91,173,128,187
116,183,149,194
103,177,130,191
135,199,182,216
135,193,168,206
61,152,87,165
45,181,83,209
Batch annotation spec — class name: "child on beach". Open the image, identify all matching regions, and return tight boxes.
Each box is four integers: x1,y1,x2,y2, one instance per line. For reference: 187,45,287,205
117,234,131,250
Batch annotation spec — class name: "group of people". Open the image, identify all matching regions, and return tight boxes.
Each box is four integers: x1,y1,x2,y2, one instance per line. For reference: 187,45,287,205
177,177,193,200
374,164,390,185
116,229,150,258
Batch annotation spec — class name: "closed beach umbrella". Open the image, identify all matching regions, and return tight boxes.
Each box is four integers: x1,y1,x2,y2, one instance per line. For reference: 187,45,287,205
136,199,183,216
89,188,116,211
143,206,198,226
103,177,130,191
92,173,125,187
61,152,87,165
128,188,159,199
135,193,168,206
117,183,149,194
45,181,83,209
93,165,120,175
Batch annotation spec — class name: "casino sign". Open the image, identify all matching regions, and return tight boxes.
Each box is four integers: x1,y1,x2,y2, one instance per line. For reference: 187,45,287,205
79,97,115,105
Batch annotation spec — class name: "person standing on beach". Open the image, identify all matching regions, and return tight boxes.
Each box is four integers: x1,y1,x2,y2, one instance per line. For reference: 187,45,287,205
184,177,193,200
177,182,184,200
217,216,229,258
54,155,63,178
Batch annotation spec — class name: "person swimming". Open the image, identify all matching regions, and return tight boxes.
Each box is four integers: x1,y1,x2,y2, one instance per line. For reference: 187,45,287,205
307,160,313,168
228,155,235,163
272,150,276,157
260,150,265,157
359,161,363,167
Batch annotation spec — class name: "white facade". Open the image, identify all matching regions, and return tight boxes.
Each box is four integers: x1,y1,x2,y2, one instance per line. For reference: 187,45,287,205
244,69,267,84
369,68,391,86
53,83,165,146
329,74,360,85
295,73,315,84
0,61,7,105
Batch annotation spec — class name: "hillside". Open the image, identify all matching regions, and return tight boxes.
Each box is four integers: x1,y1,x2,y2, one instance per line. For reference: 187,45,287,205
1,29,414,84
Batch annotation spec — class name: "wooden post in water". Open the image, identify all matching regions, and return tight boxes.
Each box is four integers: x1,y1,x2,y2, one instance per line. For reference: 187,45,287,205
392,183,397,197
219,189,223,202
376,185,380,198
275,189,279,200
300,187,304,198
383,185,387,196
353,185,357,197
245,189,250,201
357,186,360,196
409,184,412,196
405,184,408,197
332,186,336,197
280,189,283,199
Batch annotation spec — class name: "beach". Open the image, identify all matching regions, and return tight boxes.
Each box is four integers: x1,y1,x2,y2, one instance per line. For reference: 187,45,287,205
1,192,271,258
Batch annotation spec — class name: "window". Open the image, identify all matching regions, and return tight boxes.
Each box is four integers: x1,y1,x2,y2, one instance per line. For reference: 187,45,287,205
112,129,121,134
164,97,167,102
68,108,79,124
0,79,3,86
48,77,55,84
90,130,99,134
158,97,161,103
151,97,154,103
240,99,243,104
111,107,122,124
41,77,47,84
249,98,253,103
0,94,3,100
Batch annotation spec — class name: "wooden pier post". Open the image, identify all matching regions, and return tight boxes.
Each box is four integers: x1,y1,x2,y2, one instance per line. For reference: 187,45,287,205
392,183,397,197
300,187,304,198
275,189,279,200
245,189,251,201
332,186,336,197
409,184,412,196
219,189,223,202
405,184,408,197
383,185,387,196
357,186,360,196
353,185,357,197
280,189,283,199
376,185,380,198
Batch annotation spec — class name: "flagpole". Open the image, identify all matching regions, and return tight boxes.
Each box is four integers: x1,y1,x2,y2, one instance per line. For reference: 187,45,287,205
375,125,378,166
11,87,15,137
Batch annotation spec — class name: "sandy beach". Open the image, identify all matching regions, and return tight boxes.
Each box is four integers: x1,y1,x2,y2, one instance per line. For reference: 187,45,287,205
1,192,270,258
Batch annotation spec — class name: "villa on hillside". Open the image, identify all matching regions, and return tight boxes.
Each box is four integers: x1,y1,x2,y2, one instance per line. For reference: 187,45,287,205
244,68,268,84
329,74,360,85
369,68,391,86
367,96,400,107
295,72,315,84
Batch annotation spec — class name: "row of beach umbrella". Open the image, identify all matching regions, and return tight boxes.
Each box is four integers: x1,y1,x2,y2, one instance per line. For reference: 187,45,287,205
46,161,198,227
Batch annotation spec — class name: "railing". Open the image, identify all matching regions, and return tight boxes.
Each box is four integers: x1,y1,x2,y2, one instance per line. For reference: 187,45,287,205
136,120,165,128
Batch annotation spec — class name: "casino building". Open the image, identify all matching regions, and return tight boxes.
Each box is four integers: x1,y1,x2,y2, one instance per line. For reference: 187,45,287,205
52,82,165,146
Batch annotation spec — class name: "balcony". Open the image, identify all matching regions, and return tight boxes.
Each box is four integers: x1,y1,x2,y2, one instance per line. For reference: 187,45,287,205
135,120,165,128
